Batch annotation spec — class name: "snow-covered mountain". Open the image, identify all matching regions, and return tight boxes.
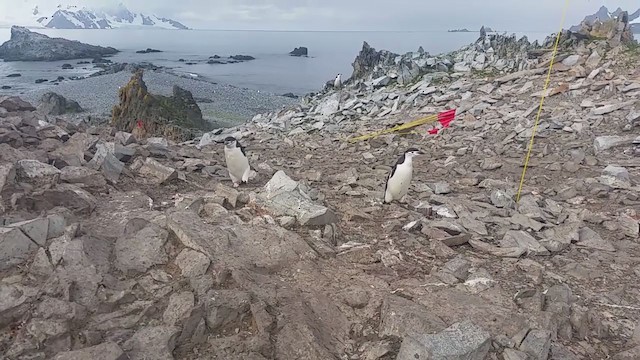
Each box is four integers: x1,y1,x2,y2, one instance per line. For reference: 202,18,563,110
28,3,189,30
570,6,640,34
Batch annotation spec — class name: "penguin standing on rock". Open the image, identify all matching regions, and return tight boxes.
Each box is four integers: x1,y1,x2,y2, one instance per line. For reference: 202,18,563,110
223,136,250,188
384,148,423,203
334,73,342,89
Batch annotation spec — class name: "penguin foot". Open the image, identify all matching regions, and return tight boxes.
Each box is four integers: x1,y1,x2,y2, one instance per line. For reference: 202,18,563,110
233,183,240,188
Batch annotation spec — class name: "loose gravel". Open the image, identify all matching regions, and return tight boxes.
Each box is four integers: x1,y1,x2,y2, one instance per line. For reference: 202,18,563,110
17,69,299,127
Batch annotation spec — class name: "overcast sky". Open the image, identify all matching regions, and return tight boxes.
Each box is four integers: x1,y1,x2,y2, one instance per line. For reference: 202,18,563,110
3,0,639,31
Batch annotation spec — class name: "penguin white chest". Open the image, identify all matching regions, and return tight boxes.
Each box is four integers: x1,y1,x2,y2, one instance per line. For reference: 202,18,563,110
387,163,413,199
224,147,249,181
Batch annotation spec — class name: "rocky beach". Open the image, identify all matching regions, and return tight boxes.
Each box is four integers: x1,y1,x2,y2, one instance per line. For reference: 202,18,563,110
1,10,640,360
0,26,298,127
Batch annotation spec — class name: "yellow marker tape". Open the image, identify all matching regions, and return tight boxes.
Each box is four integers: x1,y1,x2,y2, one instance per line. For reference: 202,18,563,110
516,0,571,203
346,113,440,142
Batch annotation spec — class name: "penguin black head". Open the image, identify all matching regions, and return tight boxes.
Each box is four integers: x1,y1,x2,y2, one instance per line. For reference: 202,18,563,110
224,136,237,148
404,148,423,157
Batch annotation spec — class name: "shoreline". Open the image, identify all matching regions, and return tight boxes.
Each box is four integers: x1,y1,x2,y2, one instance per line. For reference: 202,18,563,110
2,65,299,128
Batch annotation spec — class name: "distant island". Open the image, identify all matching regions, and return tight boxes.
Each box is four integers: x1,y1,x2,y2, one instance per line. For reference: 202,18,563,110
448,27,494,33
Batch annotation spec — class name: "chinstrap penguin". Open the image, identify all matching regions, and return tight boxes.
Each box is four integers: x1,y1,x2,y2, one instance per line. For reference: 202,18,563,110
384,148,423,203
334,73,342,89
223,136,250,188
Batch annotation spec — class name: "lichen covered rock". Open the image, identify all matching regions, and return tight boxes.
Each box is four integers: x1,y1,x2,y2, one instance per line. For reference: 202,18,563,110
111,70,211,142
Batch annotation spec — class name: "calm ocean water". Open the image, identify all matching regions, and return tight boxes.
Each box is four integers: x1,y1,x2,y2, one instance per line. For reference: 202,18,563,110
0,28,548,95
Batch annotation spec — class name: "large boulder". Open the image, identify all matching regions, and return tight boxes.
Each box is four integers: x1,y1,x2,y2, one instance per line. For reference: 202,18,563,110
37,92,83,115
111,70,212,142
0,26,118,61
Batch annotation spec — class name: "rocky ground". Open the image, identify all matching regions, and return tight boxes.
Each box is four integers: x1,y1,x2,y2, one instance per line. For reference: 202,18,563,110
1,23,640,360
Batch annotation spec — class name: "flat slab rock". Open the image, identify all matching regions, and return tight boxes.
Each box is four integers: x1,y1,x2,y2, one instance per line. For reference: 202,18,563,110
51,342,127,360
255,170,337,226
397,320,491,360
167,210,318,270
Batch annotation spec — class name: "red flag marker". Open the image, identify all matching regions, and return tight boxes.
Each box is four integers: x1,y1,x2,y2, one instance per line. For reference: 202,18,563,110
437,109,456,128
136,119,143,128
426,109,456,136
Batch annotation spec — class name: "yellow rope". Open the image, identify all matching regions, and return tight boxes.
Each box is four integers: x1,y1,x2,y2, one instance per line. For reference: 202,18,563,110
516,0,571,203
346,113,440,142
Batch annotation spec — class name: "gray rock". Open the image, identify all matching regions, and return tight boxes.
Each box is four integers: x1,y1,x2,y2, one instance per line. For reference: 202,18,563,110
18,183,97,215
397,320,491,360
205,289,251,331
115,131,136,145
0,163,16,193
591,100,636,115
491,189,514,208
379,295,447,339
30,247,54,276
0,283,29,325
0,95,36,111
372,75,391,87
16,159,61,189
0,226,38,271
37,92,83,115
87,143,125,183
49,132,97,167
163,291,195,326
215,183,240,208
540,221,580,252
501,230,550,256
115,222,169,273
442,255,471,280
430,182,452,195
256,170,337,226
138,158,177,184
503,348,530,360
480,158,503,170
7,217,49,246
48,236,102,307
594,136,634,153
585,50,601,68
51,342,127,360
0,26,119,61
60,166,108,189
561,54,580,66
167,210,316,269
603,165,630,183
122,325,179,360
612,346,640,360
618,213,639,238
577,227,615,252
175,248,210,277
519,329,551,360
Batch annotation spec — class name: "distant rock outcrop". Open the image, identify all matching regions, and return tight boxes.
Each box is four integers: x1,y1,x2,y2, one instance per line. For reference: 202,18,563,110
229,55,255,61
289,47,308,56
111,70,211,141
572,9,635,46
345,18,636,89
136,48,162,54
37,92,83,115
0,26,119,61
570,6,640,34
